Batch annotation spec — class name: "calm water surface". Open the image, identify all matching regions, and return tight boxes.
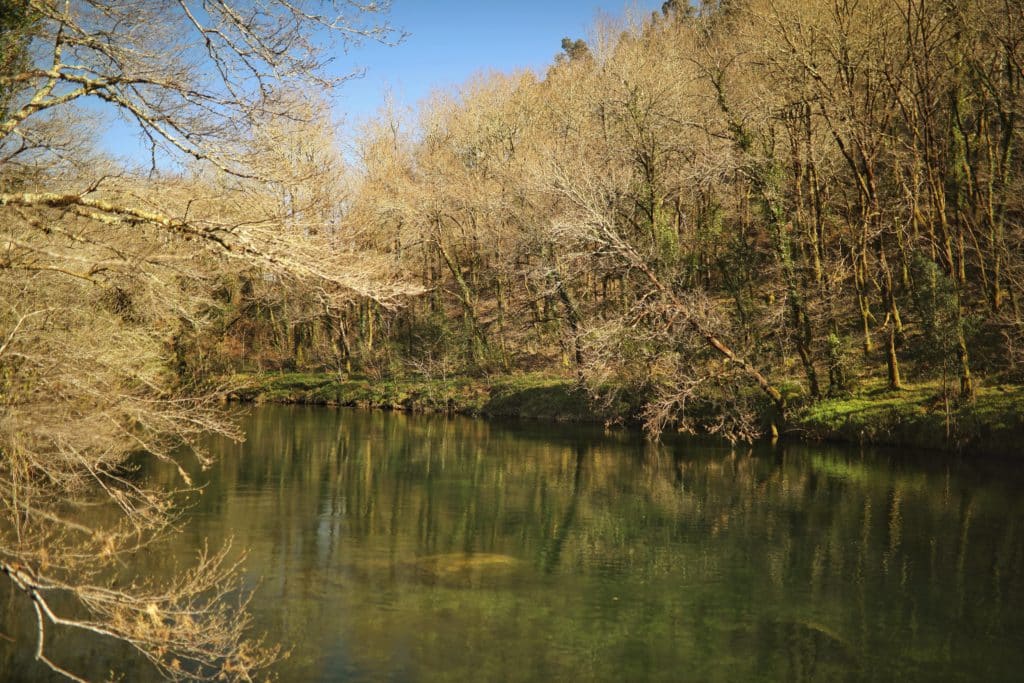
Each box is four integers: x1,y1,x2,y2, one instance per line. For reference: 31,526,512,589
3,405,1023,681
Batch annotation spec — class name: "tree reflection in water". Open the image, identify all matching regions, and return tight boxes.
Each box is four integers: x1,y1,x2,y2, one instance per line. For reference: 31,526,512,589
2,405,1022,681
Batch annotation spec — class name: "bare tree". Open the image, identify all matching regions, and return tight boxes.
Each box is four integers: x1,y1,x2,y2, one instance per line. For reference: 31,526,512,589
332,0,1023,443
0,1,410,680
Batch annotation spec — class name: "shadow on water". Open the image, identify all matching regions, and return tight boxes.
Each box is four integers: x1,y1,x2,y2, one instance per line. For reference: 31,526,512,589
2,404,1023,681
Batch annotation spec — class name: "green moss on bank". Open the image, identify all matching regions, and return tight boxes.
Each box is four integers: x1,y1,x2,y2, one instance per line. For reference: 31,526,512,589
228,372,1024,454
792,381,1024,455
227,372,597,422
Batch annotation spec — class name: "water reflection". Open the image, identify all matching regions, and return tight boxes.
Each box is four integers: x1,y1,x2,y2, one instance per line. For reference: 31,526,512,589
2,405,1023,681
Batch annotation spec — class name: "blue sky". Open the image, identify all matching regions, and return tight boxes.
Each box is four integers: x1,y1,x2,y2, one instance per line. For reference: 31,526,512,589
100,0,664,160
332,1,664,125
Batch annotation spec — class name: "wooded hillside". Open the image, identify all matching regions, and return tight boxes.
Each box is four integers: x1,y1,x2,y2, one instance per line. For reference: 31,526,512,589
215,0,1024,440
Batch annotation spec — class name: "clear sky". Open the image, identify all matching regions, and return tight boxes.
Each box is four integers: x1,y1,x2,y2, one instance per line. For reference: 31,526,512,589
332,0,664,126
99,0,665,159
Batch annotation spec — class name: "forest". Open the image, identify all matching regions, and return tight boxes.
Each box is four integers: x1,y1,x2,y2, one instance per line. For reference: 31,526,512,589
208,0,1023,441
1,0,1023,680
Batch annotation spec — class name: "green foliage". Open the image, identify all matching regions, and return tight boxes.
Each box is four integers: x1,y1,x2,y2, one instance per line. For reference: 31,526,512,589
0,1,36,119
661,0,693,20
906,251,970,377
825,332,848,395
559,37,590,63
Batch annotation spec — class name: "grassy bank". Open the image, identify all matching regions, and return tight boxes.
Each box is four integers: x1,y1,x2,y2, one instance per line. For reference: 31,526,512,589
792,381,1024,455
227,372,599,422
227,372,1024,455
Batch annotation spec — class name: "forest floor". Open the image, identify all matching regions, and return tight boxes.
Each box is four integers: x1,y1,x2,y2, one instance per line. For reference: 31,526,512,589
227,372,1024,455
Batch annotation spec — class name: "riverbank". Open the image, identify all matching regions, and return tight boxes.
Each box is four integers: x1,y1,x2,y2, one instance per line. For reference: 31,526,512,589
227,372,1024,454
793,381,1024,455
227,372,601,422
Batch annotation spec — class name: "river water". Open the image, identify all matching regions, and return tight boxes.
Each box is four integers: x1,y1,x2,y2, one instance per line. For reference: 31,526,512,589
3,405,1023,681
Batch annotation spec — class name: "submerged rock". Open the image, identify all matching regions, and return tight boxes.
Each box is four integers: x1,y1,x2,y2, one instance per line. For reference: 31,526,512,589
411,553,521,577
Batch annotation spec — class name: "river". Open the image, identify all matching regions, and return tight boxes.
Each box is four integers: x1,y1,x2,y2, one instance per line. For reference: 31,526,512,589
2,405,1023,681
